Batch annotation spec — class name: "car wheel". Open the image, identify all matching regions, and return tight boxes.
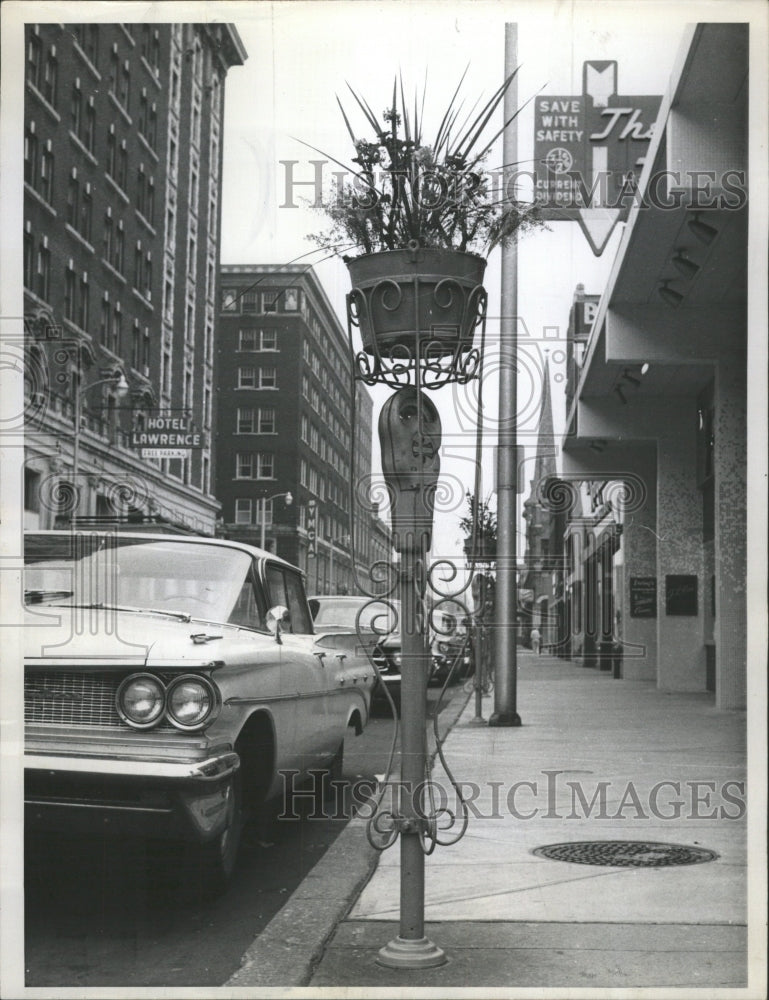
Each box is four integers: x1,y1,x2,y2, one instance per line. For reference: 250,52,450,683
191,774,243,896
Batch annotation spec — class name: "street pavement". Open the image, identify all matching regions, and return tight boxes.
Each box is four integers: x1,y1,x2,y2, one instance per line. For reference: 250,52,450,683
227,651,758,994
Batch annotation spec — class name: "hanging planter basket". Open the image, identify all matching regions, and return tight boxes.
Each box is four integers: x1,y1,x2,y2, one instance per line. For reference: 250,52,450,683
346,244,487,357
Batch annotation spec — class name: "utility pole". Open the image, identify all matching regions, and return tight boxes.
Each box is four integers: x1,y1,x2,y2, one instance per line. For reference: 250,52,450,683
489,22,522,727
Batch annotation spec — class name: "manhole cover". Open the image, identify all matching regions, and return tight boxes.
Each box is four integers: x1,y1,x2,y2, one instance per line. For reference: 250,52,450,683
532,841,718,868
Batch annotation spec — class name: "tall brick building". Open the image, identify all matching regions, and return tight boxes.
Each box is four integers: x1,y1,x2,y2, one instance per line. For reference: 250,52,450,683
215,264,392,593
23,22,245,534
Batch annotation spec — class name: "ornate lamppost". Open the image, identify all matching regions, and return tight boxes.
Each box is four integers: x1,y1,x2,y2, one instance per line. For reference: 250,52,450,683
72,368,130,513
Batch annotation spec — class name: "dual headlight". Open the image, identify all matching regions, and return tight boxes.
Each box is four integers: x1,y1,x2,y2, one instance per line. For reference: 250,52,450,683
116,673,219,731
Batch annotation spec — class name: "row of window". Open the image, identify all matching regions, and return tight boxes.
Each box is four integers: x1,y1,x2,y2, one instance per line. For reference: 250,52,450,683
235,452,274,480
236,407,275,434
25,119,157,233
299,415,350,477
27,29,160,153
237,366,276,389
221,286,301,314
301,375,351,447
238,328,278,351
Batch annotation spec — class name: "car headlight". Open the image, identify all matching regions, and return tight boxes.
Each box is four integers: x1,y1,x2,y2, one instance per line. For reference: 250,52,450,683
166,674,217,730
116,673,166,729
438,642,451,654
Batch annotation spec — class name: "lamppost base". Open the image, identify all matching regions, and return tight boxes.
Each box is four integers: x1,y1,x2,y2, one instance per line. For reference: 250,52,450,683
467,715,487,726
377,936,447,969
488,711,522,727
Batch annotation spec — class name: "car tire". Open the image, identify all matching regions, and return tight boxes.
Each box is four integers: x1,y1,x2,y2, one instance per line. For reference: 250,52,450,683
191,773,243,897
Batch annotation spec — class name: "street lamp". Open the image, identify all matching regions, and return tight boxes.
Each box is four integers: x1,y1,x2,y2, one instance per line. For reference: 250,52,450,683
72,369,130,512
259,490,292,551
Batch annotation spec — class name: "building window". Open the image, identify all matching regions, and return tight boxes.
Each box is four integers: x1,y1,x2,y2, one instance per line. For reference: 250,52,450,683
282,288,299,311
80,185,92,242
119,60,130,110
117,141,128,190
27,30,43,89
260,329,278,351
43,48,58,106
301,415,309,442
238,366,256,388
64,266,76,321
148,103,158,149
37,240,50,301
242,290,259,313
24,227,34,290
103,211,113,261
257,453,274,479
239,328,257,351
258,407,276,433
109,47,119,95
114,222,125,273
234,499,252,525
74,24,99,66
106,127,116,177
259,367,277,389
66,173,79,227
111,303,122,352
24,125,38,187
39,143,53,203
83,99,95,152
100,295,110,344
78,272,89,330
237,407,254,433
222,288,239,312
133,242,143,291
70,80,82,135
236,453,254,479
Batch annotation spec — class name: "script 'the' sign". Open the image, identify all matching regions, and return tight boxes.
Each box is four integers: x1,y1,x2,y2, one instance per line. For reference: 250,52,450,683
533,61,661,253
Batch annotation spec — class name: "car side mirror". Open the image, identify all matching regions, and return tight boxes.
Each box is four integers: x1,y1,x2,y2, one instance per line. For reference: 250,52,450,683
266,605,290,644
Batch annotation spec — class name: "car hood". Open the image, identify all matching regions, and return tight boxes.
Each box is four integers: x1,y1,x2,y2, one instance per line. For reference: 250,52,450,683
23,605,274,669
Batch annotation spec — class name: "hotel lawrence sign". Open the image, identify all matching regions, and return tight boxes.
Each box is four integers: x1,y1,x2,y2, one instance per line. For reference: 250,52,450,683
131,414,203,459
533,61,661,254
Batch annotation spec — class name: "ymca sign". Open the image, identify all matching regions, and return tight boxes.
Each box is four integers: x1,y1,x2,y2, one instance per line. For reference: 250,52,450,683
533,61,661,254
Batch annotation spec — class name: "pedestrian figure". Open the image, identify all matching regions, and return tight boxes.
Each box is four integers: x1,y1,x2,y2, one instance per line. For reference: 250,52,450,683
531,627,541,655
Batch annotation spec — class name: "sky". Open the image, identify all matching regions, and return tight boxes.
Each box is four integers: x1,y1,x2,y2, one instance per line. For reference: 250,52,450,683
216,0,698,563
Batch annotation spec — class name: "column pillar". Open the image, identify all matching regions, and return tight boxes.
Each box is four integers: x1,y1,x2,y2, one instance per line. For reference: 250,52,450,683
713,351,747,709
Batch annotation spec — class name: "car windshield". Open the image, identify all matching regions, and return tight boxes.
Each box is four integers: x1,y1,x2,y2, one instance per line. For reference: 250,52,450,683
24,534,255,625
311,598,400,634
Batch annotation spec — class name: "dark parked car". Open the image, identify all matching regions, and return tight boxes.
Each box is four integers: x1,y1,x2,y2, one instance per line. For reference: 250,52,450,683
23,531,375,891
308,595,402,704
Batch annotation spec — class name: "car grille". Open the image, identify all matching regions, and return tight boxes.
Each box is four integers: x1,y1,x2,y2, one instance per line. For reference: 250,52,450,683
25,671,171,730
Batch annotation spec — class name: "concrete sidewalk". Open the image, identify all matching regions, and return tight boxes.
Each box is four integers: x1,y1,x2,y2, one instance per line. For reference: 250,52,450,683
229,653,753,992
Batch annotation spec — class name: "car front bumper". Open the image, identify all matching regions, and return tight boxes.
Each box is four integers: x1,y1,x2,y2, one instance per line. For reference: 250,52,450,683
24,750,239,843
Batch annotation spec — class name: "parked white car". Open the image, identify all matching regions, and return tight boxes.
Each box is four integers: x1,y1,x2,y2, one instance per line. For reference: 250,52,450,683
23,531,376,891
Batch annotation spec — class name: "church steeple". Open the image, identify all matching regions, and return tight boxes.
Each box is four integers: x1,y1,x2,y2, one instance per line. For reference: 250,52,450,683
532,354,557,491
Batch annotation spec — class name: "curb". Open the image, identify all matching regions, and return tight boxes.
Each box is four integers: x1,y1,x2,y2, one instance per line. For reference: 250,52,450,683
225,684,473,988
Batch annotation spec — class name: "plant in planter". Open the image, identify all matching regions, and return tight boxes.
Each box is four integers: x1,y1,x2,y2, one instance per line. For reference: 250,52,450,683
305,71,542,356
460,491,497,562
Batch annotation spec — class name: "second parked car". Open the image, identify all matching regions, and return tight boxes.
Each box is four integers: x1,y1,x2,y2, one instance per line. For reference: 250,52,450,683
308,595,402,705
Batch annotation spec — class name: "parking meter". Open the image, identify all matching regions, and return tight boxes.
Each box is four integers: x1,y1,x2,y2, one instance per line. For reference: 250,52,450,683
378,387,442,555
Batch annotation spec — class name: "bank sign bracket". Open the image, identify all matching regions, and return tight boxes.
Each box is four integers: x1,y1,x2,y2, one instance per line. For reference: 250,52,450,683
534,60,661,255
